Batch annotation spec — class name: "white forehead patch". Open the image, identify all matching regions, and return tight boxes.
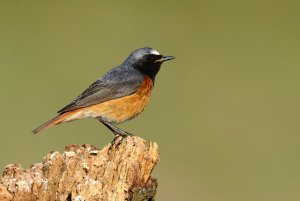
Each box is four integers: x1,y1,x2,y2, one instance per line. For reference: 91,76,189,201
150,49,160,55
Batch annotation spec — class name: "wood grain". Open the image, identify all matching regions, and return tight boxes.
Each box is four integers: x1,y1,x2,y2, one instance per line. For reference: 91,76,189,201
0,136,159,201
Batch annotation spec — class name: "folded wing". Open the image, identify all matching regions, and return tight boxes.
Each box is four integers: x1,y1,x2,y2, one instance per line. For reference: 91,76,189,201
58,68,144,114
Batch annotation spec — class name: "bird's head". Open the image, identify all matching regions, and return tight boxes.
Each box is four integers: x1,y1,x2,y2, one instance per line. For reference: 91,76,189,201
125,47,175,80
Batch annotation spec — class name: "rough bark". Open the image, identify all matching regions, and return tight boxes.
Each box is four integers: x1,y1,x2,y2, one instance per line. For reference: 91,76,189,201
0,136,159,201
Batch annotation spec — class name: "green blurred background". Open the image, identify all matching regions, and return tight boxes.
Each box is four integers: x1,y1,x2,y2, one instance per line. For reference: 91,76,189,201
1,1,300,200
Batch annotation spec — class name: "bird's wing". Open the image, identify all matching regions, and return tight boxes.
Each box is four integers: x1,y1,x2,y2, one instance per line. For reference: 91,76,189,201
58,68,144,114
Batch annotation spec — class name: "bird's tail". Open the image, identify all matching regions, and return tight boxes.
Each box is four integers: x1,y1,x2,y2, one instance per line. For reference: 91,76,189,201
32,112,74,134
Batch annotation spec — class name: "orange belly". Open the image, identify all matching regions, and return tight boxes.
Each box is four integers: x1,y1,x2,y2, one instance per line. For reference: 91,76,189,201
63,76,153,124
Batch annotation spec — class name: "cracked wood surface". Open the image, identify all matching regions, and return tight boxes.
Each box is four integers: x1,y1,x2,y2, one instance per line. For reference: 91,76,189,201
0,136,159,201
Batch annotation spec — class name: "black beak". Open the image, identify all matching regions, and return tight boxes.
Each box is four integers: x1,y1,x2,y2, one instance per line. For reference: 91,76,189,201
161,55,175,62
155,55,175,63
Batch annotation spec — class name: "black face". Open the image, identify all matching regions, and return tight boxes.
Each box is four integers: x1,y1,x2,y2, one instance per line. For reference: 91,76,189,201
135,54,164,80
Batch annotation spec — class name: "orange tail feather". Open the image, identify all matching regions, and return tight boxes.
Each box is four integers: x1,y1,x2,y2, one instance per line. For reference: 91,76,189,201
32,112,74,134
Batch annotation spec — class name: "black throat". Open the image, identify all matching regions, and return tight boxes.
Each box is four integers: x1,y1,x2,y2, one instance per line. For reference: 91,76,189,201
135,63,161,81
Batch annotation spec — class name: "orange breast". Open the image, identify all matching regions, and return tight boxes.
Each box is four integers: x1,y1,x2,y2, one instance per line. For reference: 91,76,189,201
69,75,154,124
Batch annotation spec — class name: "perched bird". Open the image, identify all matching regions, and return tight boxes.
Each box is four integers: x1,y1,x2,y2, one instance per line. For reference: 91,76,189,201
33,47,175,136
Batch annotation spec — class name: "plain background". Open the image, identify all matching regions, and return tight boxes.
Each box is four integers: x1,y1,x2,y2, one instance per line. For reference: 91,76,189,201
0,1,300,200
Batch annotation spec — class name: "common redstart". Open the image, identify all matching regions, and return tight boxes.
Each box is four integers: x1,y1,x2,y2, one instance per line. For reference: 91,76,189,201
33,47,175,136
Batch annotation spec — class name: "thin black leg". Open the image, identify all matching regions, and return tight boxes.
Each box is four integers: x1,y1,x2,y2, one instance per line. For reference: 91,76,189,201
97,117,133,136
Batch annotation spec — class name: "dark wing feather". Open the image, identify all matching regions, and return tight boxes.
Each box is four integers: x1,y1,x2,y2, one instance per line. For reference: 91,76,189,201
58,67,144,113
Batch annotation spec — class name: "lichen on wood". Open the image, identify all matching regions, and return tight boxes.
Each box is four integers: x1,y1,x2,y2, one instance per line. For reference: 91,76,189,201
0,136,159,201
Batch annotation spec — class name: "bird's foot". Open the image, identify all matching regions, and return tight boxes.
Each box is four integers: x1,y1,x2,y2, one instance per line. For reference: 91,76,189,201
110,134,133,151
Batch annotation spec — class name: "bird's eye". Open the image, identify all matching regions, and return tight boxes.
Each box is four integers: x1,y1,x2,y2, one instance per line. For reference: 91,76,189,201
146,54,154,61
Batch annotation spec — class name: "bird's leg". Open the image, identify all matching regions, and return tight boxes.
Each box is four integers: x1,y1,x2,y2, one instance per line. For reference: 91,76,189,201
97,117,133,136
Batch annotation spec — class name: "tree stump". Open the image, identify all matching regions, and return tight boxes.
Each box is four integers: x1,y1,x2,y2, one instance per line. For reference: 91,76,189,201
0,136,159,201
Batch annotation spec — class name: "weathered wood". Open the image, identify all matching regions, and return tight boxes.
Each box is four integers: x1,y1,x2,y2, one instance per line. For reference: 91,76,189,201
0,136,159,201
